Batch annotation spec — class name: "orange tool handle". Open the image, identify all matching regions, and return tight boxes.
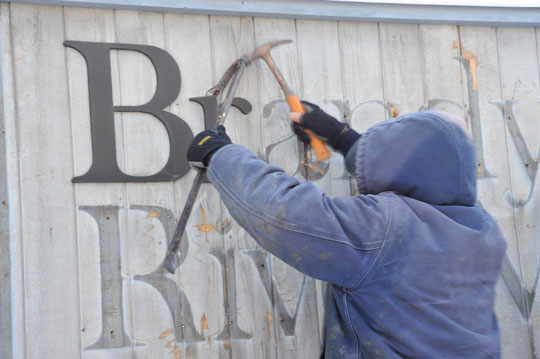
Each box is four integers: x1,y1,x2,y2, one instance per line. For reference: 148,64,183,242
286,94,331,162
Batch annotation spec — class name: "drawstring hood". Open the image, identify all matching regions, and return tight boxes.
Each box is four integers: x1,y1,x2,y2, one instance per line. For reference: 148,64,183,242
353,111,477,206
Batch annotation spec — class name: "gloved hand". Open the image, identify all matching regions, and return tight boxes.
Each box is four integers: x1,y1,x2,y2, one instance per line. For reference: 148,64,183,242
290,101,360,156
187,125,232,168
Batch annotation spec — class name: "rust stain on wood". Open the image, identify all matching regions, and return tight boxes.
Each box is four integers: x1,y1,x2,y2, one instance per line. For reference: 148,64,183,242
463,51,478,91
146,208,161,218
197,205,216,233
159,329,174,339
200,313,209,333
457,26,478,91
224,342,231,350
457,26,464,53
268,311,276,345
267,311,273,326
171,344,183,359
390,106,399,118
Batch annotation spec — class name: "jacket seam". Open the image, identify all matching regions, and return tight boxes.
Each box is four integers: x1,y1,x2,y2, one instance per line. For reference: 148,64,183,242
351,194,394,289
343,290,360,359
208,165,382,252
354,130,369,194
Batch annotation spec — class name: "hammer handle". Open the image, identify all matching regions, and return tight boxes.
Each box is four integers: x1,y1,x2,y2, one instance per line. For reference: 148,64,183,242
286,94,331,162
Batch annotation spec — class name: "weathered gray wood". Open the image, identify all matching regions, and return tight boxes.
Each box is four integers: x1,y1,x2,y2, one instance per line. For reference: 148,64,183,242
296,19,351,358
2,4,540,358
338,21,387,131
459,25,534,359
337,21,387,200
496,26,540,358
208,15,265,359
253,17,324,359
254,18,302,178
379,23,425,114
163,12,223,359
532,27,540,358
0,4,26,358
9,3,81,358
419,24,464,116
113,10,182,358
63,7,135,357
0,4,13,358
251,19,304,358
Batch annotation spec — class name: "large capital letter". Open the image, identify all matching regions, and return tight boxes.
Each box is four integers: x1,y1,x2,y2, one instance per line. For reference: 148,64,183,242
79,206,135,350
131,205,204,343
64,41,193,182
244,249,313,336
209,249,252,340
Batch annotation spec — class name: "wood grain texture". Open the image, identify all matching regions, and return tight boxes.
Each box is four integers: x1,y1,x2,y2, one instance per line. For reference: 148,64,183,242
296,19,349,358
164,13,223,359
496,26,540,358
0,4,26,358
338,22,387,131
208,15,263,359
113,10,183,358
379,23,425,114
254,17,323,359
0,4,13,358
9,3,81,358
64,8,129,357
458,25,534,359
532,26,540,359
337,21,387,199
419,24,464,115
1,4,539,358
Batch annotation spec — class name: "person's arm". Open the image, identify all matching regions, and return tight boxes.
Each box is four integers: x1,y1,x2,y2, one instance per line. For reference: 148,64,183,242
207,144,390,288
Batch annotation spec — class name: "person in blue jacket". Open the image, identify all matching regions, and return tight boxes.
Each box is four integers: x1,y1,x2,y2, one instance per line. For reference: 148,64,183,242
186,104,507,359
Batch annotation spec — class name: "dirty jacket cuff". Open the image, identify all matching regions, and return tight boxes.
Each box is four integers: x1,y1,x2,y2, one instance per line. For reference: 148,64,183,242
344,138,361,177
335,128,361,157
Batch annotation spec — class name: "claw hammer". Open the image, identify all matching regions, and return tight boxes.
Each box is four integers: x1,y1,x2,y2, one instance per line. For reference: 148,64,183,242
246,40,331,162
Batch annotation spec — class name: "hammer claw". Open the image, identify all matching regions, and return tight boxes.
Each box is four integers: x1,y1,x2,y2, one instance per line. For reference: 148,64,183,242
245,39,292,65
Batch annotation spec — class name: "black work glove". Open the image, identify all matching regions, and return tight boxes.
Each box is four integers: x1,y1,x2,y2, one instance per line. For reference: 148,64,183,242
292,101,360,156
187,125,232,168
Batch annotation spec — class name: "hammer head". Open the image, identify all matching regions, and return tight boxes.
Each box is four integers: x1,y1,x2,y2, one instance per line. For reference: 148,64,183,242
245,39,292,64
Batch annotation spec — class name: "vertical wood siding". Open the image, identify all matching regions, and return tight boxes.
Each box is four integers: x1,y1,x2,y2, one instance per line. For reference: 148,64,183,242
1,3,538,358
0,5,12,358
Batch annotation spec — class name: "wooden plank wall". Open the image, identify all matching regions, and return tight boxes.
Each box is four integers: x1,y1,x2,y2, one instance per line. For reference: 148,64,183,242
0,3,538,358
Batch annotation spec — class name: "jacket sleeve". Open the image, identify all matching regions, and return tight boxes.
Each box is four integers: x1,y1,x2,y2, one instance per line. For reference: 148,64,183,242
207,144,391,288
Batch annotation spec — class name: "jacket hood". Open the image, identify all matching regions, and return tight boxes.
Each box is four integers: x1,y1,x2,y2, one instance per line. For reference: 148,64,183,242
354,111,477,206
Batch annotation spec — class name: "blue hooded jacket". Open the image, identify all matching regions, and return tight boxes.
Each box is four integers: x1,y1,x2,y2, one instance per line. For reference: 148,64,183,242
207,111,506,359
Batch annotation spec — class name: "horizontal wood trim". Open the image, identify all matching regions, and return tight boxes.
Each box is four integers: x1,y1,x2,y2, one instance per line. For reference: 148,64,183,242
6,0,540,26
